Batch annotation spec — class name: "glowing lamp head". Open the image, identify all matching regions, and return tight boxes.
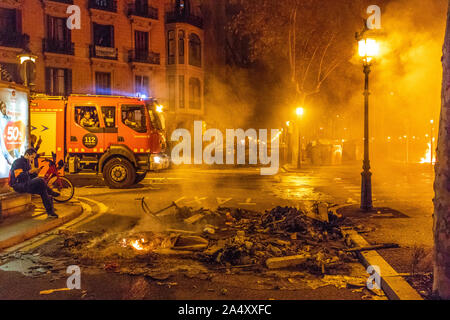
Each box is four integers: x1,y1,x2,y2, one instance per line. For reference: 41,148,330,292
156,105,164,113
296,107,304,117
286,121,291,127
358,38,379,64
17,53,37,64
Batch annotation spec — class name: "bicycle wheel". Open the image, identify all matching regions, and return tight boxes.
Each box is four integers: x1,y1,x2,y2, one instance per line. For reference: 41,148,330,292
47,176,75,203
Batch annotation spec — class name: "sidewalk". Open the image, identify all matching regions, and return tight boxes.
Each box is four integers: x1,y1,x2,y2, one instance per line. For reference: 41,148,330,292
0,199,83,251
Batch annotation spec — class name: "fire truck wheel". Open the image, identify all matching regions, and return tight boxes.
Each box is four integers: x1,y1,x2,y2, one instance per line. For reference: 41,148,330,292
134,172,147,185
103,158,136,189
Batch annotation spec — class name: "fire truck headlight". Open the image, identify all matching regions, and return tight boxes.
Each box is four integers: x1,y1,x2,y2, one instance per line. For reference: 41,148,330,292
154,156,161,164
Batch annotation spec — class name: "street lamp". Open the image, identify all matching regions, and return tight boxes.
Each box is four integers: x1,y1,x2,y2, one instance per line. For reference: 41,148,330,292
17,52,37,88
296,107,304,169
356,29,380,212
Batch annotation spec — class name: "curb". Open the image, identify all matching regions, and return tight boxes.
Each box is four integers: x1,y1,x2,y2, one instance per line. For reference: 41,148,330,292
330,205,423,300
0,203,83,251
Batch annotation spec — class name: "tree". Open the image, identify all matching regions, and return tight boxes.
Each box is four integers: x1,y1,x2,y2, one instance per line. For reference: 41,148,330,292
229,0,361,106
433,0,450,299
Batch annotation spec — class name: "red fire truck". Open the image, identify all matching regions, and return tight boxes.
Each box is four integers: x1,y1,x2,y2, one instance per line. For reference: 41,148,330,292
30,94,169,188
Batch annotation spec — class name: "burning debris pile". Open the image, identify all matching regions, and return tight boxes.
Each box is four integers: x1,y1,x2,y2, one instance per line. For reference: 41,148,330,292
57,203,359,277
197,206,356,274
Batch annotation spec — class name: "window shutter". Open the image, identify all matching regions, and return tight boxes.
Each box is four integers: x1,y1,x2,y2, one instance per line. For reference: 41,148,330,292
65,69,72,96
111,26,115,47
45,68,51,95
15,10,22,33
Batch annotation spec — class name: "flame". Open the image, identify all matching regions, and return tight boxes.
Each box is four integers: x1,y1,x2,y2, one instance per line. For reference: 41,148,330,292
130,240,144,251
420,143,436,164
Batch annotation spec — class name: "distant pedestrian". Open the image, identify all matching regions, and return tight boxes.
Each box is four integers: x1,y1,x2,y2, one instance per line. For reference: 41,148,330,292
9,148,59,218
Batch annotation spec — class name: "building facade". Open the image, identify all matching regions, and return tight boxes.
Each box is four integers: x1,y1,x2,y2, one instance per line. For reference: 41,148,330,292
0,0,204,132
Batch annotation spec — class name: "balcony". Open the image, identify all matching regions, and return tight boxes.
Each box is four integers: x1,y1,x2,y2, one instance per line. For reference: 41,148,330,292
46,0,74,4
165,11,203,29
43,38,75,55
90,45,118,60
88,0,117,12
128,3,158,20
129,50,160,65
0,31,27,49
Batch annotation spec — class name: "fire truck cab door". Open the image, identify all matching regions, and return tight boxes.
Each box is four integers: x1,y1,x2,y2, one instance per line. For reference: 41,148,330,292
69,104,107,153
100,105,118,148
118,103,151,154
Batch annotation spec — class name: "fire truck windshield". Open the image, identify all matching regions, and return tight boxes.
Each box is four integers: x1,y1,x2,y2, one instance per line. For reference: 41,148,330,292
121,104,147,133
148,109,164,131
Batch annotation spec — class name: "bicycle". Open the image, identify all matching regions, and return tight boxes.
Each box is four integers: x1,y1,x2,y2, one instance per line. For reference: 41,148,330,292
42,153,75,203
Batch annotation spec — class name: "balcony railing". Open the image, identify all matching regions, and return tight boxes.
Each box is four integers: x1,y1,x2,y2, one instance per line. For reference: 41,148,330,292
88,0,117,12
128,3,158,20
129,50,160,65
46,0,74,4
0,31,27,48
90,45,118,60
43,38,75,55
165,11,203,29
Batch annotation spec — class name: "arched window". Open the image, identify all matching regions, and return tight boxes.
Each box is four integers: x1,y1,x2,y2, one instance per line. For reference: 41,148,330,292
189,33,201,67
189,77,201,110
167,30,175,65
178,30,185,64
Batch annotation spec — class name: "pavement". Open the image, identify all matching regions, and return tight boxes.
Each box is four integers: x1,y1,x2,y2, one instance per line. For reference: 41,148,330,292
0,198,83,251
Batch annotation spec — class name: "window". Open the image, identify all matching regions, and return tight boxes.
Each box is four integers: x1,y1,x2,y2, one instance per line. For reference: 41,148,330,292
189,77,201,110
0,8,20,33
135,0,148,13
135,31,149,60
93,23,114,47
189,33,201,67
47,16,70,42
46,68,72,96
95,72,111,95
101,106,116,128
179,75,185,108
178,30,185,64
177,0,186,15
121,104,147,133
75,106,100,129
168,30,175,65
168,75,175,111
1,63,20,83
135,75,149,98
148,109,163,130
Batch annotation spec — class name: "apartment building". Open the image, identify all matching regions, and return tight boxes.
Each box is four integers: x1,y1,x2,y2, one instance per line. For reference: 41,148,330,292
0,0,204,131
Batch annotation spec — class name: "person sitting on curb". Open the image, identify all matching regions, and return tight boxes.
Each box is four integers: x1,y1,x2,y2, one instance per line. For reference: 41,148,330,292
9,148,59,219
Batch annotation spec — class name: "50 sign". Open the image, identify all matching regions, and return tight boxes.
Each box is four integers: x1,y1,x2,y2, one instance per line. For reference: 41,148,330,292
3,121,26,151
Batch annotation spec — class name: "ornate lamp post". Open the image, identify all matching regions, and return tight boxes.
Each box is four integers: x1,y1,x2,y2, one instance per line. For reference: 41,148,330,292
17,52,37,89
296,107,304,169
356,30,379,212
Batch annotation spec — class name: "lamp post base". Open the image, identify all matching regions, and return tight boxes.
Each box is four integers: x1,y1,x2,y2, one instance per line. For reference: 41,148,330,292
361,170,373,212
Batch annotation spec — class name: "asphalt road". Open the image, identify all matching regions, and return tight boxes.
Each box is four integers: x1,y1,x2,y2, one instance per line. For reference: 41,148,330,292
0,161,434,300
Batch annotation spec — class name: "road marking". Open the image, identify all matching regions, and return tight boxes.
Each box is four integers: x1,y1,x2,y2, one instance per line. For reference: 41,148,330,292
217,197,232,206
7,197,107,253
238,198,256,206
183,196,207,206
61,197,108,231
174,196,186,204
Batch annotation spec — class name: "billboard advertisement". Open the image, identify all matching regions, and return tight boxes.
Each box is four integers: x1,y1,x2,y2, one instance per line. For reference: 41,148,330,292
0,85,29,179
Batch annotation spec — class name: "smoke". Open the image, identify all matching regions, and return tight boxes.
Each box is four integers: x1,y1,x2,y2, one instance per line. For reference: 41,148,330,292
343,0,447,163
204,67,255,130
